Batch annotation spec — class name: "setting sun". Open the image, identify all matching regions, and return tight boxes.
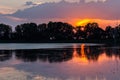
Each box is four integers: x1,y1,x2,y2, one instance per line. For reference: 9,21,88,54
76,19,91,26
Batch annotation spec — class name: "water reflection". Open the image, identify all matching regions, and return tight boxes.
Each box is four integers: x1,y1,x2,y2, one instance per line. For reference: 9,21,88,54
15,49,73,63
0,44,120,63
74,44,120,62
0,50,12,61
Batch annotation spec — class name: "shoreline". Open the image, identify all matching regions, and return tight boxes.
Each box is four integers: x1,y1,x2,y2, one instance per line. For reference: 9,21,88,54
0,39,119,45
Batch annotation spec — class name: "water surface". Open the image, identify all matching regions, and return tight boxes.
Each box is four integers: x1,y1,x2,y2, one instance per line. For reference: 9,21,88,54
0,43,120,80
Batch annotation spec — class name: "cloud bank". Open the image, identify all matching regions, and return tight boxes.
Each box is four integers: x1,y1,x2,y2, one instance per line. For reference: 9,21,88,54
10,0,120,20
0,0,120,28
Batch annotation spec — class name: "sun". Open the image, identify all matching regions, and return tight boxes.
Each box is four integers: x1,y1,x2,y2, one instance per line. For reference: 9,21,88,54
76,19,91,26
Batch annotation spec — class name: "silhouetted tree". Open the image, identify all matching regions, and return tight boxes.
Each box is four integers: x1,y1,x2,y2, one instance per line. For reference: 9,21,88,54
37,23,50,40
15,23,38,41
114,25,120,39
0,22,120,43
47,22,74,40
14,25,23,40
75,26,86,40
105,26,114,39
84,23,104,40
0,23,12,40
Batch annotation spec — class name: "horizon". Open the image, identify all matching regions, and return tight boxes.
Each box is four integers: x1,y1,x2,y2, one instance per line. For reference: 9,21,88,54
0,20,120,31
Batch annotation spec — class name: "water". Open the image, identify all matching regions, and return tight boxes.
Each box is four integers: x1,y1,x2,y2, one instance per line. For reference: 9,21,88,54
0,43,101,50
0,43,120,80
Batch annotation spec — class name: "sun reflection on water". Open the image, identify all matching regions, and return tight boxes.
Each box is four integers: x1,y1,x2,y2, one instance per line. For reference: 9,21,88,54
72,44,89,64
71,44,120,65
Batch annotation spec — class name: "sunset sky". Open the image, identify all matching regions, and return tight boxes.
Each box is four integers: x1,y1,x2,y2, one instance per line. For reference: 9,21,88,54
0,0,120,29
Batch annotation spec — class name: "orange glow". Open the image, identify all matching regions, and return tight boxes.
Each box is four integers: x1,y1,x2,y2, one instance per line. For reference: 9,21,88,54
70,18,120,29
76,19,91,26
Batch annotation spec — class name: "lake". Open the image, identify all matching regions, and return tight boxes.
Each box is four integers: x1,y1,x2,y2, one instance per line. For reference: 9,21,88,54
0,43,120,80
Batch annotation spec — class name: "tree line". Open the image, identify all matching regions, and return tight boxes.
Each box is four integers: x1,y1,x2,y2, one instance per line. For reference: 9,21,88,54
0,21,120,43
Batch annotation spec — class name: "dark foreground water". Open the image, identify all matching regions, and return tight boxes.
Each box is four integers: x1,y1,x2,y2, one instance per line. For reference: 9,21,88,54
0,43,120,80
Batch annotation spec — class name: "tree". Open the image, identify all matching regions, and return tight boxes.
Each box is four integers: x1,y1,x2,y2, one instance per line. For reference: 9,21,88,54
84,22,104,40
14,25,23,40
15,23,38,41
75,26,86,40
105,26,114,39
114,25,120,39
0,23,12,40
37,23,49,40
47,22,74,40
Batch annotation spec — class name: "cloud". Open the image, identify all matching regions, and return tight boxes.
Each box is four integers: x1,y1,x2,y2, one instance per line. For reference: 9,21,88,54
0,0,120,28
24,1,37,6
85,0,107,3
5,16,26,21
0,14,27,29
10,0,120,20
0,5,14,14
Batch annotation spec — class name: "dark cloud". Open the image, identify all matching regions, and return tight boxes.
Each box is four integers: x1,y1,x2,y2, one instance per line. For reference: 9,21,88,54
24,1,36,6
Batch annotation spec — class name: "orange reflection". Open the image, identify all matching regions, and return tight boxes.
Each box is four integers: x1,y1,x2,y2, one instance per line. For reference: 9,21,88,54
72,44,88,64
71,44,120,65
97,52,117,64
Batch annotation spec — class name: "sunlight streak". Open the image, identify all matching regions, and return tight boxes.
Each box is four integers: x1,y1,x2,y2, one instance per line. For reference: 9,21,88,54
76,19,91,26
